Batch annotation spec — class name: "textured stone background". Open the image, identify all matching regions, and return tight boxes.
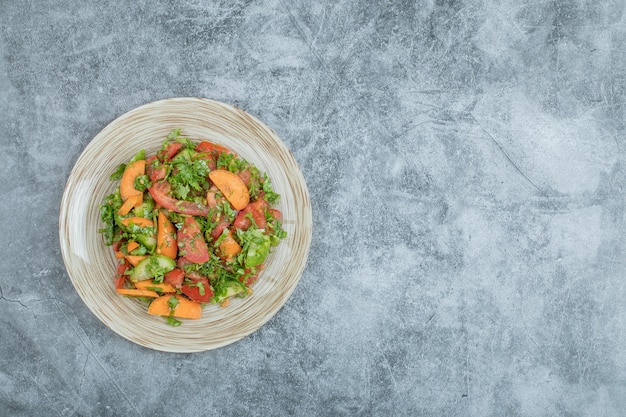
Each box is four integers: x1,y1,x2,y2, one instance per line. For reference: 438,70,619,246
1,1,626,416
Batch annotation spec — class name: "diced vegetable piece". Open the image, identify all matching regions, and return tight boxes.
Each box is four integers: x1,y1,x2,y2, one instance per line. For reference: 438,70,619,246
209,218,231,242
116,288,159,298
148,295,202,319
120,160,146,201
120,217,154,229
134,279,176,293
195,140,233,155
124,254,148,267
148,181,209,216
118,194,143,216
129,255,177,282
157,142,184,162
170,148,196,163
163,268,185,288
126,241,140,253
135,234,156,251
208,170,250,210
134,195,155,218
177,216,209,263
233,200,268,231
218,231,241,262
156,211,177,259
212,280,247,303
181,277,213,303
114,262,130,289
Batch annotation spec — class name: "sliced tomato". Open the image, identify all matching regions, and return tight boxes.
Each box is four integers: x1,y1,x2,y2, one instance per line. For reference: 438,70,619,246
177,216,210,263
147,158,166,181
238,169,252,187
181,277,213,303
112,237,125,253
268,208,282,222
196,153,217,171
210,218,231,241
157,142,184,162
195,141,233,155
163,268,185,288
241,265,263,286
148,181,209,216
114,262,130,289
206,186,218,208
233,200,268,231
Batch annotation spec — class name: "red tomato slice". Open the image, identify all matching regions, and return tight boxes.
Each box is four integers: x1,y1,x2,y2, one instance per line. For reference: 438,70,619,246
148,181,209,216
268,208,282,222
195,141,233,155
196,153,217,171
114,262,129,289
177,216,210,263
157,142,184,161
210,218,231,241
241,265,263,286
163,268,185,288
233,200,268,231
181,277,213,303
238,169,251,187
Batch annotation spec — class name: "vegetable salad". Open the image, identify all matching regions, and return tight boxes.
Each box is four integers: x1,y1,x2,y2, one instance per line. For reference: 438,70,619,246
99,129,286,326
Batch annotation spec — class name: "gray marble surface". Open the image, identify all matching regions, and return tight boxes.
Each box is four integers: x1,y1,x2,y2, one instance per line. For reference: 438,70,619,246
1,1,625,416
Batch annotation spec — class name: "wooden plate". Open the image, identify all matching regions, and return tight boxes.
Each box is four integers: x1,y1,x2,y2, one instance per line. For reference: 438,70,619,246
59,98,312,352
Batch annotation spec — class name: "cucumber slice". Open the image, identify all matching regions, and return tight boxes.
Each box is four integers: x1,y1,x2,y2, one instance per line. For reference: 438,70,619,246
130,255,176,282
213,280,247,303
134,197,154,218
136,234,156,251
171,148,197,163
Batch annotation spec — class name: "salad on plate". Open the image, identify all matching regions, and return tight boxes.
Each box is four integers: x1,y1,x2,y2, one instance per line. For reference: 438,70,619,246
98,129,287,326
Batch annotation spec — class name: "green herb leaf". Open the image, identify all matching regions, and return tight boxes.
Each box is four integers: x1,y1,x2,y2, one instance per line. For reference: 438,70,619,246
166,316,182,327
110,163,127,181
98,190,123,245
134,175,150,192
167,296,180,311
129,149,146,163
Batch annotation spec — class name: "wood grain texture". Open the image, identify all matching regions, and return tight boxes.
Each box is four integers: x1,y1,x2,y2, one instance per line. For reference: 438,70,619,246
59,98,312,352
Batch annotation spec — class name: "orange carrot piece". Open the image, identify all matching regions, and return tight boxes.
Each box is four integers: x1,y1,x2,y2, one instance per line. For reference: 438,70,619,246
156,211,177,259
208,170,250,210
116,288,159,298
120,160,146,201
134,279,176,293
219,231,241,261
118,194,142,216
148,295,202,319
126,241,140,253
120,217,154,228
124,254,148,266
114,251,125,259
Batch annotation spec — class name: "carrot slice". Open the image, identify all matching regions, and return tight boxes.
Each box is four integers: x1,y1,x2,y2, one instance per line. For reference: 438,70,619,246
116,288,159,298
114,251,125,259
120,160,146,201
148,295,202,319
134,279,176,293
219,231,241,261
118,194,143,216
126,241,140,253
120,217,154,228
208,170,250,210
156,211,177,259
124,254,148,266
